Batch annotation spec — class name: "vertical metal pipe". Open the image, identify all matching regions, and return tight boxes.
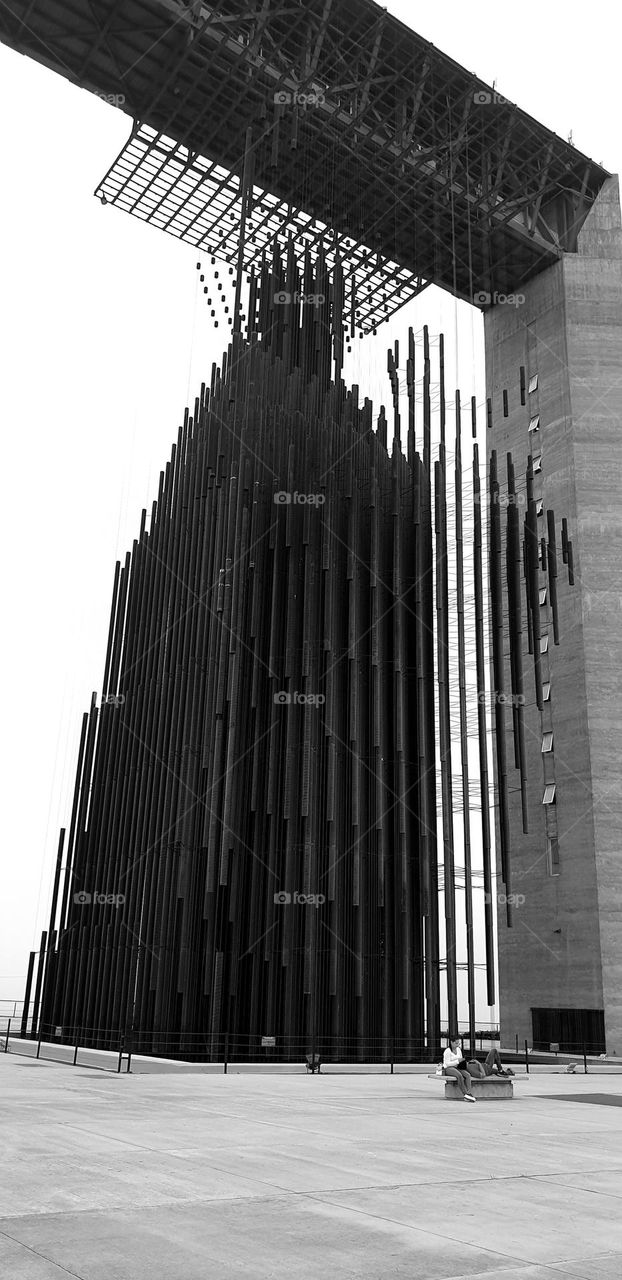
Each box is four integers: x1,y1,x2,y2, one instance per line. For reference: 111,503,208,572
38,829,65,1032
423,325,431,477
233,126,254,337
506,455,528,833
435,455,457,1037
473,443,495,1007
454,393,475,1055
547,509,560,645
21,952,36,1037
30,932,47,1040
489,452,513,923
525,485,543,711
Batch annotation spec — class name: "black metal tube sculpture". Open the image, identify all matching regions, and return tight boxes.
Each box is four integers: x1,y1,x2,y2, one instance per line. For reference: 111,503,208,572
26,256,575,1061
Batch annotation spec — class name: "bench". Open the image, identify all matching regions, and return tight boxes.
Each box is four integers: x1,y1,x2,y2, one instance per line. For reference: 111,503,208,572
428,1072,514,1099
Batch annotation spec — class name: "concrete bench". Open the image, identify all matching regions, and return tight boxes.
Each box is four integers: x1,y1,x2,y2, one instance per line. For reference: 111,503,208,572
428,1073,514,1099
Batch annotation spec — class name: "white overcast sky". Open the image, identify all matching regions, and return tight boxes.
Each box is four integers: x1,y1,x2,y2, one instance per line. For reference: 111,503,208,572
0,0,619,1011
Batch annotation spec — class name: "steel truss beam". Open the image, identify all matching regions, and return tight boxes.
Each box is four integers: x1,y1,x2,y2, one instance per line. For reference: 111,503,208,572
0,0,609,319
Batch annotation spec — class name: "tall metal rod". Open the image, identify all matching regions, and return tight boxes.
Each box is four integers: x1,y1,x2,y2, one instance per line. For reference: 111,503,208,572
473,442,495,1007
30,931,47,1040
435,450,457,1038
489,451,513,926
20,952,36,1037
525,479,543,711
506,454,528,833
547,509,560,644
38,828,65,1037
454,392,475,1055
233,126,254,338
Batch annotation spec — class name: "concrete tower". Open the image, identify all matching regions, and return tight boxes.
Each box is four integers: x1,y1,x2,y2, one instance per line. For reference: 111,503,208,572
486,177,622,1054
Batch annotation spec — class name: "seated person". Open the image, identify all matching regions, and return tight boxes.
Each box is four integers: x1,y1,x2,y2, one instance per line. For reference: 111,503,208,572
467,1046,514,1078
442,1038,476,1101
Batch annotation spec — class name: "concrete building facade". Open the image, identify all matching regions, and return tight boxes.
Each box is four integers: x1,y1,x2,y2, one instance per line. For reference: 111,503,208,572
485,177,622,1054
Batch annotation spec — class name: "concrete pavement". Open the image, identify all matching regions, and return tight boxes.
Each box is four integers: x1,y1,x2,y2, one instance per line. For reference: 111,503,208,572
2,1055,622,1279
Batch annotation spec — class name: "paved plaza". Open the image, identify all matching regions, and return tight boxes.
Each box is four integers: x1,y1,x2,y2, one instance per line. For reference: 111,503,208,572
2,1054,622,1279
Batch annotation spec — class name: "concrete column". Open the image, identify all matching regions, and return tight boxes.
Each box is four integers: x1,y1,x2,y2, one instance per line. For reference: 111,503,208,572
484,177,622,1054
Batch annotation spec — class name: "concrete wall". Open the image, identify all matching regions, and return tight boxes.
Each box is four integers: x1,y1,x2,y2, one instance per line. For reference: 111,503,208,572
565,178,622,1050
484,177,622,1052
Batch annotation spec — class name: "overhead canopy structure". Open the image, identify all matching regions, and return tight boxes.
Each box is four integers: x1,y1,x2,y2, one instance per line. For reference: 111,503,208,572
0,0,609,327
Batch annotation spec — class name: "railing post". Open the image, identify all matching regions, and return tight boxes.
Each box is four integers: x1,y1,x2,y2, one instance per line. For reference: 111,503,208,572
390,1036,394,1075
583,1043,588,1074
36,1036,42,1059
224,1031,229,1075
524,1039,529,1074
73,1035,79,1066
4,1018,11,1052
515,1032,518,1054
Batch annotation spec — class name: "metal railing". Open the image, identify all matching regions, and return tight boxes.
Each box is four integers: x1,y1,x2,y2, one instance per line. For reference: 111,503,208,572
2,1020,133,1073
0,1000,24,1019
2,1021,616,1075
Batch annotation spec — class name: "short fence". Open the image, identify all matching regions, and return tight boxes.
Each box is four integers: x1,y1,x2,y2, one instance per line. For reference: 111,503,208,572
2,1019,132,1074
8,1024,504,1064
1,1019,616,1075
0,1000,24,1020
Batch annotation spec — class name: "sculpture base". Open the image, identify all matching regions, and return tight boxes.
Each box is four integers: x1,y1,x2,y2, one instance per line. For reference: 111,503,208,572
445,1077,513,1100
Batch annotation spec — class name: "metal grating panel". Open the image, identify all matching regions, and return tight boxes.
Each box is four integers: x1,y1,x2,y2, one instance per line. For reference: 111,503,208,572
96,125,429,333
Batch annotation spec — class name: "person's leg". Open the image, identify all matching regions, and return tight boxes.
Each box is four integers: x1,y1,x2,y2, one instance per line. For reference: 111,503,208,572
485,1047,512,1075
460,1068,475,1096
443,1066,467,1096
